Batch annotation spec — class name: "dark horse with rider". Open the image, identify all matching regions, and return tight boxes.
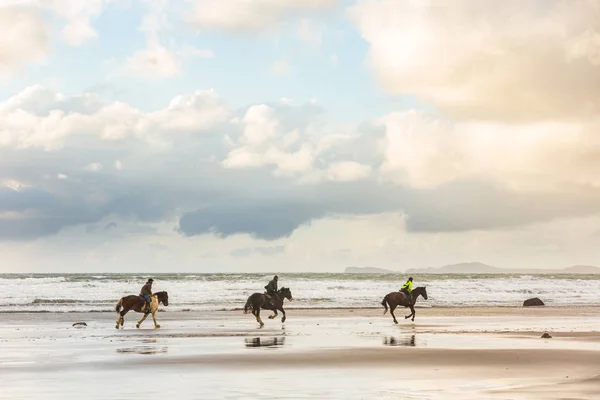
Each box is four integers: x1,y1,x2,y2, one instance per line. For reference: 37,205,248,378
244,275,294,327
381,277,428,323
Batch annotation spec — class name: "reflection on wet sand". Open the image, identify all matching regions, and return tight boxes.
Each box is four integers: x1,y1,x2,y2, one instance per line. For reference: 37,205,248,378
383,335,416,347
117,346,168,355
245,337,285,348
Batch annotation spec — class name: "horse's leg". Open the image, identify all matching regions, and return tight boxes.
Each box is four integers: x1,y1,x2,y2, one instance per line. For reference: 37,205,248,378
405,305,415,321
254,303,264,328
136,312,149,328
277,306,286,323
268,308,278,319
117,309,128,328
390,304,399,324
152,310,160,329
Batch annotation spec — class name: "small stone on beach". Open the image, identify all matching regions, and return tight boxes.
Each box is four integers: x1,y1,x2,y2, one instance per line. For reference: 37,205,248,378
523,298,545,307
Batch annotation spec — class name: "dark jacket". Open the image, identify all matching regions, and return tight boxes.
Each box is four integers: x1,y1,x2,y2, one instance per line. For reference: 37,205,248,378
265,279,277,294
140,283,153,297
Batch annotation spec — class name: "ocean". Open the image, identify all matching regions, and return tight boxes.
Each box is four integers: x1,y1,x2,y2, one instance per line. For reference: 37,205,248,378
1,273,599,313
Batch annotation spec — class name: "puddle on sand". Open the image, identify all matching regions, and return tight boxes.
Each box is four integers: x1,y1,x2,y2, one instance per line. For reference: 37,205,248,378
383,335,417,347
116,346,168,355
245,337,285,348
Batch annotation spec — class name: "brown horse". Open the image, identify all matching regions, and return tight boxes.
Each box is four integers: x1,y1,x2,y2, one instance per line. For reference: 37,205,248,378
115,291,169,329
243,287,293,327
381,286,428,324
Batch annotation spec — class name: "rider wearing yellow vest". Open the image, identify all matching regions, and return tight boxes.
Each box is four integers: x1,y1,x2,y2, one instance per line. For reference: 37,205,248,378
400,277,413,303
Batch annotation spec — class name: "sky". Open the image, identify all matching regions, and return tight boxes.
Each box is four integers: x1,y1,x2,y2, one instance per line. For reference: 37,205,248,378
1,0,600,273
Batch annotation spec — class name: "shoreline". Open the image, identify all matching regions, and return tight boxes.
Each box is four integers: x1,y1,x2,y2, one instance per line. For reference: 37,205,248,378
1,304,599,316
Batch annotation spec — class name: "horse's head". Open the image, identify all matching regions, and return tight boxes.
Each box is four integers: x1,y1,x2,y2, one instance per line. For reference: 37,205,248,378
155,291,169,306
279,287,293,301
419,286,428,300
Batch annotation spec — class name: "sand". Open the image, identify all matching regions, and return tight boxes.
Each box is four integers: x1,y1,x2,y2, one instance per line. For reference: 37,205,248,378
1,307,600,399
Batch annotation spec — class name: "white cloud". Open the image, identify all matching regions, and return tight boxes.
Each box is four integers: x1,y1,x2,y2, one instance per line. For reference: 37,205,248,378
0,7,48,79
41,0,106,46
327,161,371,182
4,85,600,255
0,86,228,150
241,105,279,145
122,0,213,80
377,109,600,190
125,44,181,79
188,0,337,33
85,162,103,172
349,0,600,122
378,111,465,188
223,104,315,173
60,17,98,45
148,89,229,133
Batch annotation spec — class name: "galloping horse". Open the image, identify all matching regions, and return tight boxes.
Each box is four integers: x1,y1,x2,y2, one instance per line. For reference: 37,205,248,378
381,286,428,324
115,291,169,329
244,287,293,327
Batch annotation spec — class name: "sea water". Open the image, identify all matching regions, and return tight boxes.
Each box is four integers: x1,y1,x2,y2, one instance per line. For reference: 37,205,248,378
1,273,599,313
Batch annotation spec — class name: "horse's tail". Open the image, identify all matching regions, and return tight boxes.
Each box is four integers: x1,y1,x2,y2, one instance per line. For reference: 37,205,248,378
381,294,389,315
115,298,122,313
243,296,253,314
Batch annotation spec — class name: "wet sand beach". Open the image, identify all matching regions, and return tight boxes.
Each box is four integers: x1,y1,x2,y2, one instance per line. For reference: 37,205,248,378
2,307,600,399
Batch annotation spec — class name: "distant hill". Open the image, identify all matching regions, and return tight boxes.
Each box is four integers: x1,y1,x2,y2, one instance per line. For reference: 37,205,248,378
406,262,500,274
344,267,397,274
406,262,600,274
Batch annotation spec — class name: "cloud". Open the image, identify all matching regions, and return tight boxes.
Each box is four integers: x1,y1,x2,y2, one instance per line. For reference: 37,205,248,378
3,85,600,243
327,161,371,182
222,103,323,175
0,86,228,150
122,0,214,80
230,245,285,257
0,6,48,79
187,0,338,34
125,44,181,79
377,110,600,190
40,0,107,46
349,0,600,122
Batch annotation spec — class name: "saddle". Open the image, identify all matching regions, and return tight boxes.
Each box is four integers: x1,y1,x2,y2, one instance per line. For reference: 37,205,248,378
399,291,412,302
139,295,154,312
264,292,277,306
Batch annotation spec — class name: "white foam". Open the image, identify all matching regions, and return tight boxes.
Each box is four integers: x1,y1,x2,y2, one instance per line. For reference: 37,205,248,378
0,274,599,313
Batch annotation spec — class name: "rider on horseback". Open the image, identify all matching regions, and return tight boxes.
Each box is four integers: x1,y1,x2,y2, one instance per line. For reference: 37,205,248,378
264,275,278,307
140,278,153,313
400,277,413,303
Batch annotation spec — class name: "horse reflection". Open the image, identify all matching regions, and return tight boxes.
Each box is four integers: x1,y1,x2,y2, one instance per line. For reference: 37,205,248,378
117,346,168,355
383,335,416,347
245,337,286,348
